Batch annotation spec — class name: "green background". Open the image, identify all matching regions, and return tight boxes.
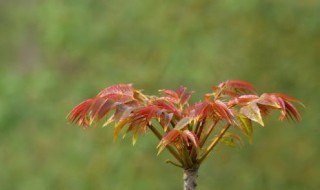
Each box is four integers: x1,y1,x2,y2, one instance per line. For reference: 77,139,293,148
1,0,319,189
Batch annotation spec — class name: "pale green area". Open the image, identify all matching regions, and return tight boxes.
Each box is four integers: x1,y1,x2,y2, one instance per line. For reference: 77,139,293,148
1,0,319,189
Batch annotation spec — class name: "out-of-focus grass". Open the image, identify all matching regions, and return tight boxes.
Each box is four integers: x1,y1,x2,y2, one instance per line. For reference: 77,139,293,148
0,0,319,189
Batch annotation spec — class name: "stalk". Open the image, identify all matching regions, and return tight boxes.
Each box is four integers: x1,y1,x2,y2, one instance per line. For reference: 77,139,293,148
198,124,231,164
182,145,193,168
183,166,199,190
196,119,206,139
200,120,218,147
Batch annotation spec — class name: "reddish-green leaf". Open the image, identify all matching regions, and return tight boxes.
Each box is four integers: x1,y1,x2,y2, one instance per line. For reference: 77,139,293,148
240,103,264,126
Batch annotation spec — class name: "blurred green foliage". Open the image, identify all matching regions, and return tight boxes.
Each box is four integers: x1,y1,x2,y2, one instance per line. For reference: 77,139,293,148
1,0,319,189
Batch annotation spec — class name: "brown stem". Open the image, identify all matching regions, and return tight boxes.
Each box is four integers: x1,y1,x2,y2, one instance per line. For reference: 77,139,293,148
198,124,231,164
148,124,183,164
183,166,199,190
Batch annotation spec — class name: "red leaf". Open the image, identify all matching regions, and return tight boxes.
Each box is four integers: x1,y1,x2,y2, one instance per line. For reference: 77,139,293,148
90,98,116,124
113,105,135,122
268,93,299,103
160,113,174,131
226,80,255,91
153,100,182,118
97,100,115,120
160,86,192,105
177,86,187,98
213,80,256,99
181,130,199,149
98,84,134,97
186,102,212,121
67,99,94,126
159,89,179,98
257,94,281,108
181,92,193,105
213,100,234,123
159,89,179,104
284,100,301,122
228,95,259,107
157,130,180,155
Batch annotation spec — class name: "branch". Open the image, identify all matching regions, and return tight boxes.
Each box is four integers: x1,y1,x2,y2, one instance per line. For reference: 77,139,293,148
197,124,231,164
189,120,203,161
165,159,183,168
182,145,193,168
196,119,207,140
200,120,218,147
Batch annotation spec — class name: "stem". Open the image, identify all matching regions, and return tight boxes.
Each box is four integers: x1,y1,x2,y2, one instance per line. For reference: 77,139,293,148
193,121,201,136
183,145,193,168
166,160,183,168
189,121,203,161
198,124,231,164
200,120,218,147
183,166,199,190
196,119,206,139
148,124,183,164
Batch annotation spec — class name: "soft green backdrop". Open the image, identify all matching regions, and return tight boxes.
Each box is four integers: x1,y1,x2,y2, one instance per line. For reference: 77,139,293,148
1,0,319,189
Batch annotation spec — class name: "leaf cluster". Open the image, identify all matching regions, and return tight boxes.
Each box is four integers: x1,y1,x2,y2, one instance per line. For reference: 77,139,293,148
67,81,302,169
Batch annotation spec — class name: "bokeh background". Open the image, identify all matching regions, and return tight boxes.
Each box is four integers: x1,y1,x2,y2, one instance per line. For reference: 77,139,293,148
1,0,319,189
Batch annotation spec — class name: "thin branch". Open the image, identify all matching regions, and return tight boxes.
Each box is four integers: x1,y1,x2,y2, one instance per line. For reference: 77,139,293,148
165,159,183,168
197,124,231,164
196,119,207,140
183,145,193,168
147,124,183,164
193,121,201,136
200,120,218,147
189,121,202,161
